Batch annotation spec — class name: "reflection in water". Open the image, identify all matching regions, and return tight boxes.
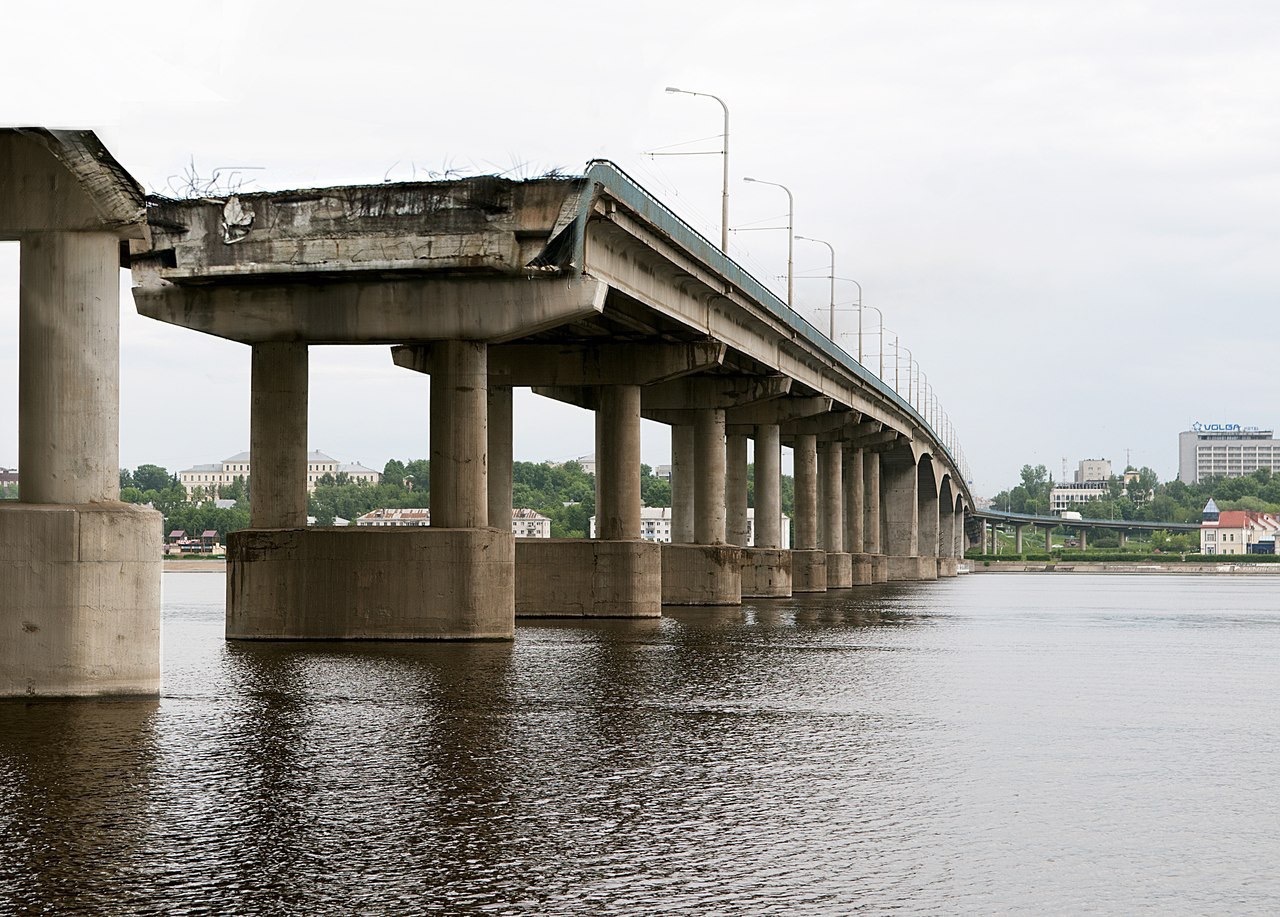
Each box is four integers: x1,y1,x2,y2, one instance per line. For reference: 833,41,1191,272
0,700,158,915
2,573,1279,914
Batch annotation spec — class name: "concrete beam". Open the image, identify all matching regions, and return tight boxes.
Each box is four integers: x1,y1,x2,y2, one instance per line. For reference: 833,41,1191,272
393,340,725,386
724,395,832,427
132,275,609,344
641,375,791,412
780,409,857,439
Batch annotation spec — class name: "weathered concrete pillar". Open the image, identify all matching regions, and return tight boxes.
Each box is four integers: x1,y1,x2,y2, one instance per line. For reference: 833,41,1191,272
938,500,957,577
595,385,641,541
1119,530,1128,548
1014,524,1025,554
663,408,740,605
693,408,726,545
882,458,919,580
518,381,660,619
430,340,488,529
1079,529,1088,550
487,384,513,529
863,450,887,582
671,423,694,544
19,232,120,504
916,467,940,581
982,521,990,555
3,229,162,697
725,432,749,546
754,424,782,548
845,446,872,585
249,342,309,529
959,510,969,558
820,441,852,587
792,433,826,591
1045,525,1053,553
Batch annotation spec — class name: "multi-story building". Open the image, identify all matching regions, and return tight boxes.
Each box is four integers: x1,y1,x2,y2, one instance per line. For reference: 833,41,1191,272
1199,498,1279,555
0,467,17,485
355,507,551,538
1049,481,1111,514
1179,424,1280,484
179,451,381,497
589,507,791,545
1075,458,1112,483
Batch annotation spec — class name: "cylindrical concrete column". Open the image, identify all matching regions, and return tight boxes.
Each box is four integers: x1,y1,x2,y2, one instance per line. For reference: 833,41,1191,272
754,424,782,549
862,450,881,554
820,441,844,553
249,342,309,529
18,231,121,504
1045,525,1053,553
671,423,695,544
884,460,920,556
430,340,488,529
693,408,727,545
845,447,865,553
794,434,819,550
1015,524,1025,554
982,521,990,555
487,385,513,529
726,433,749,546
1080,530,1088,550
595,385,642,541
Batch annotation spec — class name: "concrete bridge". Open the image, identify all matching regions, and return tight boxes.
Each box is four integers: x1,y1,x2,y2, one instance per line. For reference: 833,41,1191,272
0,128,974,697
972,508,1200,553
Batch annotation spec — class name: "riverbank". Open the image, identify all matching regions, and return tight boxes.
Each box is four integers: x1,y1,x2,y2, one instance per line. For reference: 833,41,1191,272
164,558,226,572
968,560,1280,574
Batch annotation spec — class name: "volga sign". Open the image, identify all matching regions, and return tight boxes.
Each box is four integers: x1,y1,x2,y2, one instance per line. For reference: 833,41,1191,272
1192,422,1241,432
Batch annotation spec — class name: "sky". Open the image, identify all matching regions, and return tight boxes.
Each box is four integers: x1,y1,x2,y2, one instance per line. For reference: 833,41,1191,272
2,0,1278,497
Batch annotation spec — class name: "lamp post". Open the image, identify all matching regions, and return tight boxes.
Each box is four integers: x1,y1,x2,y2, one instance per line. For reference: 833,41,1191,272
665,87,730,252
743,176,794,308
862,305,884,377
795,235,835,338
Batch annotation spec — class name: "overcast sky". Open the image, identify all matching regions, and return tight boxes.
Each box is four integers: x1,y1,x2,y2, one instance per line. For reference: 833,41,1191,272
3,0,1278,497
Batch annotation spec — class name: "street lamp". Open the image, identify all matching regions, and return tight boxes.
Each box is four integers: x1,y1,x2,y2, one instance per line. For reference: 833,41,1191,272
664,86,731,252
795,235,835,338
743,176,794,308
862,304,884,377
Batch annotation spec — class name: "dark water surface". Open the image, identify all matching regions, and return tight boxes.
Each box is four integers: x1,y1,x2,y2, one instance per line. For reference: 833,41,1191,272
2,573,1278,915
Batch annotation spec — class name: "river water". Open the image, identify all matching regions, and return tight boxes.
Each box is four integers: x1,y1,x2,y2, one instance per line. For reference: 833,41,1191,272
1,573,1277,915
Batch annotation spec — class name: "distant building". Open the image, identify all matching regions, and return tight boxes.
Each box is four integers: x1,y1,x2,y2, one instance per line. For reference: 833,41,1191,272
1075,458,1112,483
0,467,17,486
1199,499,1279,555
654,465,673,481
589,507,790,545
1049,481,1110,514
355,507,550,538
1179,424,1280,484
178,450,381,497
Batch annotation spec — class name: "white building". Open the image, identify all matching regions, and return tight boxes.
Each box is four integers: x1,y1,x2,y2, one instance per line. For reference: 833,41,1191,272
589,507,791,545
1199,499,1279,555
179,451,381,497
355,507,551,538
1178,424,1280,484
1049,481,1111,514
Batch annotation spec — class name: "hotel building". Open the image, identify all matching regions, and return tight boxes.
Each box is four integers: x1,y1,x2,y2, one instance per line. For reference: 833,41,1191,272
1179,424,1280,484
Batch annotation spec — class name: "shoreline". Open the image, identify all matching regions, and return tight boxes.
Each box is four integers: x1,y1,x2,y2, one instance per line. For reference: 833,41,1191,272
164,559,226,572
967,561,1280,574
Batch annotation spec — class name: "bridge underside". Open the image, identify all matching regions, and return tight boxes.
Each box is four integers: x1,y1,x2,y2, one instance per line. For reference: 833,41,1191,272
2,131,973,695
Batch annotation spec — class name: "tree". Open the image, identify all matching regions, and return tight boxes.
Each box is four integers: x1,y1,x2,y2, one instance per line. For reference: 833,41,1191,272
133,464,176,493
383,459,406,488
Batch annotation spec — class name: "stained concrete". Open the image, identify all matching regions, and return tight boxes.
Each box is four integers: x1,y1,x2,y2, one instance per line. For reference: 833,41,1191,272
516,539,660,617
741,547,792,597
226,528,514,639
661,544,742,605
792,548,827,593
0,503,161,697
825,552,854,588
849,553,875,585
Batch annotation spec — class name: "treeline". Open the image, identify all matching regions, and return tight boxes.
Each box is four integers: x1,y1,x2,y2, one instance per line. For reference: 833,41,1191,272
105,458,794,542
994,463,1280,526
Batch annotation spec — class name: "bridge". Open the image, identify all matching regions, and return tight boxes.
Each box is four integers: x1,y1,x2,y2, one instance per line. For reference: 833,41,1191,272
972,508,1200,552
0,128,974,697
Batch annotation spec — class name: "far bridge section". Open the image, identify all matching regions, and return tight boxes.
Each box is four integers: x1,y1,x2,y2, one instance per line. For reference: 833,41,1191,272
971,509,1200,553
2,128,974,696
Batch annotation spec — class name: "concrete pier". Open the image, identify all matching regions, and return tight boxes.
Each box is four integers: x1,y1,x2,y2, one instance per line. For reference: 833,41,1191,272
882,453,920,581
792,434,826,592
863,450,888,583
741,422,791,597
2,130,161,697
821,441,852,587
